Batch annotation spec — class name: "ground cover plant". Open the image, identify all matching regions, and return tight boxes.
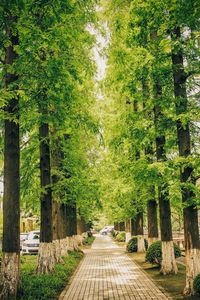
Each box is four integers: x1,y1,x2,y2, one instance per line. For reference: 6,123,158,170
17,252,83,300
115,232,126,242
82,236,95,246
128,252,200,300
126,237,148,253
146,241,181,265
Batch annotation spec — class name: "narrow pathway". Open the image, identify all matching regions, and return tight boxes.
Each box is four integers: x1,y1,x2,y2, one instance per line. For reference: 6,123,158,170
59,235,169,300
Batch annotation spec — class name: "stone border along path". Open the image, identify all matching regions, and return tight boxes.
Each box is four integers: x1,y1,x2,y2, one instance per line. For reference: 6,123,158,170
59,235,170,300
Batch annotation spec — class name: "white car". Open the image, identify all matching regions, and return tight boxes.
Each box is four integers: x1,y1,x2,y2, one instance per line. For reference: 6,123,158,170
100,226,114,235
20,233,28,250
22,231,40,254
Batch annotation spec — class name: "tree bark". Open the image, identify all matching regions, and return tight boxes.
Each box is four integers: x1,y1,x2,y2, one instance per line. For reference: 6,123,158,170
66,203,77,236
135,212,145,252
118,222,125,231
77,215,87,235
154,85,177,274
114,222,118,231
171,26,200,294
52,201,62,262
36,107,55,273
144,142,159,244
125,219,131,242
51,136,65,262
65,203,78,251
0,15,20,300
147,197,159,245
149,30,177,274
131,218,137,236
59,204,68,256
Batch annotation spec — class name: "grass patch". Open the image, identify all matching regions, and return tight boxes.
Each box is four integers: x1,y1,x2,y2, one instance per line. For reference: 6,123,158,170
82,235,95,246
17,251,83,300
128,252,200,300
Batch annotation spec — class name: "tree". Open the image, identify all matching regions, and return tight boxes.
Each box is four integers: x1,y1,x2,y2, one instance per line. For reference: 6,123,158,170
0,3,20,299
171,22,200,294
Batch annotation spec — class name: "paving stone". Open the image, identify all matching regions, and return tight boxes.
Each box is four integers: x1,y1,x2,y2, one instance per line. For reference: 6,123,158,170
59,235,169,300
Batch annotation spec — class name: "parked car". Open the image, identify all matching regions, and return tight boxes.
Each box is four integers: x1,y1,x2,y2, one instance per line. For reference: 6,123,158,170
20,233,28,250
21,231,40,254
100,226,114,235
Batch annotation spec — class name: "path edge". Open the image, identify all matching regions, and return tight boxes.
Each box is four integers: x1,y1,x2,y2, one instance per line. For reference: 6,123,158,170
58,253,86,300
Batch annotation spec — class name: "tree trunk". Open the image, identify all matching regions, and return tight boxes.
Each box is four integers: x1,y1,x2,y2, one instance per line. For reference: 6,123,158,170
66,203,78,251
144,143,159,245
36,112,55,273
77,215,87,235
131,213,145,252
154,83,177,274
0,15,20,300
59,204,68,256
136,212,145,252
150,31,177,273
125,219,131,242
158,185,177,274
52,201,62,263
114,222,118,231
147,198,159,245
118,222,125,231
131,218,137,236
171,26,200,294
115,223,120,231
51,136,65,262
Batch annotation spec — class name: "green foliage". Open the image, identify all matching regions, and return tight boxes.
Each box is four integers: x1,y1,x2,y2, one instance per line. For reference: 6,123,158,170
145,241,181,265
193,274,200,295
126,237,148,253
98,0,200,225
115,232,126,242
0,0,101,222
82,236,95,246
111,229,118,238
127,237,138,253
18,251,83,300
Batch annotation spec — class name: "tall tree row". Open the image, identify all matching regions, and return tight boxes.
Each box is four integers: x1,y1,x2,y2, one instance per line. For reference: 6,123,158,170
100,0,200,294
0,0,100,298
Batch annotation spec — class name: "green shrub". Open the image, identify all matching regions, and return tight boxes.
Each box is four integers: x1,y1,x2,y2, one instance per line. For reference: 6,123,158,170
83,236,95,246
115,232,125,242
145,241,181,265
111,229,118,238
17,251,83,300
126,237,148,252
193,274,200,295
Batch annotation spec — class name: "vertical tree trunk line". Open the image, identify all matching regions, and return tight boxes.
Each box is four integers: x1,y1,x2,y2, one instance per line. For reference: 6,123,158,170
153,82,177,275
142,78,159,245
149,30,177,275
36,104,55,274
171,26,200,294
125,219,131,242
77,214,87,235
132,99,145,252
118,221,125,231
51,135,66,261
0,15,20,300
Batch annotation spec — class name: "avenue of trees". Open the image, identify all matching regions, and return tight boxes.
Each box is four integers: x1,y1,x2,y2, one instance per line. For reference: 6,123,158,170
0,0,200,299
0,1,101,299
99,0,200,296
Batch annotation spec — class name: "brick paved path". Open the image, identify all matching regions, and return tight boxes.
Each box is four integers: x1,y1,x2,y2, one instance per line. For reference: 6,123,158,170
59,235,169,300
